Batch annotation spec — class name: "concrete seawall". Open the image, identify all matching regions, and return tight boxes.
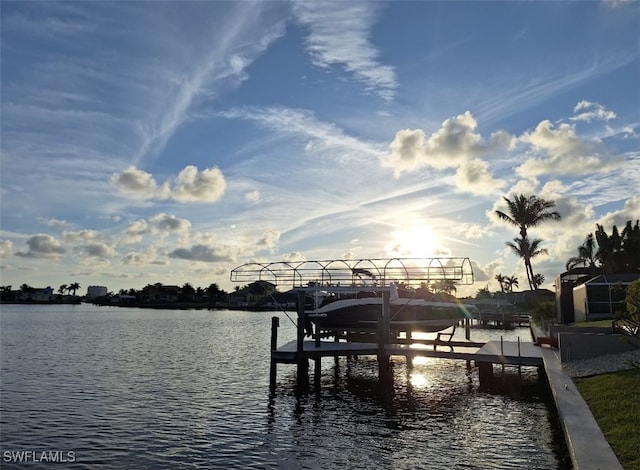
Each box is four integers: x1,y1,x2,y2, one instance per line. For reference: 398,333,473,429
541,348,623,470
531,323,624,469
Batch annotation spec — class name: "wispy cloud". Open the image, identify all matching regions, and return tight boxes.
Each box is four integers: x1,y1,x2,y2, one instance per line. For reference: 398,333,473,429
292,1,397,102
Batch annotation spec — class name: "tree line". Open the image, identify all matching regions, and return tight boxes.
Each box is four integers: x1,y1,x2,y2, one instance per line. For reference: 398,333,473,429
490,193,638,296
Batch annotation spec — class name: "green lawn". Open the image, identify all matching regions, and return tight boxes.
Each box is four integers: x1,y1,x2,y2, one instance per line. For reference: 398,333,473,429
574,369,640,470
570,319,614,328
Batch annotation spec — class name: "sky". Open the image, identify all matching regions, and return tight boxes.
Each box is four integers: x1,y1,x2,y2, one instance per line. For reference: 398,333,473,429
1,0,639,297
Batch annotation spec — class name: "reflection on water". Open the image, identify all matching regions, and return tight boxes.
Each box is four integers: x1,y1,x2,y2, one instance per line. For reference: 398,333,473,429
1,305,569,469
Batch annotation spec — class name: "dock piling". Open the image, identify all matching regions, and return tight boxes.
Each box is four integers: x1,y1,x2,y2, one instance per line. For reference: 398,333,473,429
296,291,309,383
270,316,279,390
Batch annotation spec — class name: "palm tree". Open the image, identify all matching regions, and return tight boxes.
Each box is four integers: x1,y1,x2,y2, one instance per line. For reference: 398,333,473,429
476,287,492,299
566,233,598,272
58,284,68,295
495,194,561,239
494,274,506,293
595,223,624,273
504,275,519,293
68,282,80,296
506,236,548,290
431,279,457,295
532,273,545,290
621,220,640,273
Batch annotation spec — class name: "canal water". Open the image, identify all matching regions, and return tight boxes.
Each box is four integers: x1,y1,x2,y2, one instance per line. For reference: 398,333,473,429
0,304,570,469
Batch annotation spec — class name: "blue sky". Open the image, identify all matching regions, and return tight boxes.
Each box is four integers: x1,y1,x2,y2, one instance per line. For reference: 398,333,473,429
1,0,638,296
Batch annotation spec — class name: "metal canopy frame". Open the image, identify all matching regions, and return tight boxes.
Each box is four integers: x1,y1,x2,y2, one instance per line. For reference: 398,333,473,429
230,257,474,289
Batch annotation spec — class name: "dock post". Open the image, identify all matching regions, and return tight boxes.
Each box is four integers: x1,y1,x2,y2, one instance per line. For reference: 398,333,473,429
296,291,309,384
270,316,279,390
314,357,321,389
478,362,493,386
465,317,471,370
378,290,391,381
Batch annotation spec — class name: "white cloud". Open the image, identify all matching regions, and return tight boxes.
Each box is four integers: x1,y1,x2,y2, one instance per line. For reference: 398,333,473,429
0,240,14,258
257,230,280,250
81,242,116,258
386,112,487,174
111,165,226,203
454,223,488,240
571,100,616,122
516,120,624,176
245,190,260,204
14,234,66,258
63,229,105,243
168,244,236,263
121,245,168,266
110,166,163,199
292,0,397,101
454,159,505,195
171,166,226,203
122,220,150,245
597,196,640,230
281,252,306,262
42,218,71,229
149,213,192,232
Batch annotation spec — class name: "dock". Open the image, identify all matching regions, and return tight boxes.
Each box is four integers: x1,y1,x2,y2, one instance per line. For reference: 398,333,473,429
273,338,542,366
271,334,542,387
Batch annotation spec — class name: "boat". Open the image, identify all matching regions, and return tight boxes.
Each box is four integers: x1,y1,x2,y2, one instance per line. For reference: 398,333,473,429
306,283,472,334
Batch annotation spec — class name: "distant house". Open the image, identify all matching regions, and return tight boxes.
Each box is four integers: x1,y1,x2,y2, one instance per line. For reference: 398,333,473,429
112,294,137,305
86,285,108,299
144,284,180,303
229,281,277,308
21,287,54,302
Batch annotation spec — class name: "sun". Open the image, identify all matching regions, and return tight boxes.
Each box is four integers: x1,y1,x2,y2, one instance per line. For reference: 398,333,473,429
385,225,440,258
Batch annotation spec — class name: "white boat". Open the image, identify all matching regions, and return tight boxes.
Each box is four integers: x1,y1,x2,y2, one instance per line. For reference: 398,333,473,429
306,283,471,333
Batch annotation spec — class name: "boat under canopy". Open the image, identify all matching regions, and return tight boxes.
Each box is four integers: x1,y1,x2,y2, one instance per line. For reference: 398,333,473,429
306,285,472,333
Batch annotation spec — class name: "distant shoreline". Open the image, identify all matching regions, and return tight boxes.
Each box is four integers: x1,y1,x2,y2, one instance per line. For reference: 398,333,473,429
0,300,292,312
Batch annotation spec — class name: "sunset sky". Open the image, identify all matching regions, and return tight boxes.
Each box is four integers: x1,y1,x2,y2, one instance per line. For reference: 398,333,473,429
1,1,638,297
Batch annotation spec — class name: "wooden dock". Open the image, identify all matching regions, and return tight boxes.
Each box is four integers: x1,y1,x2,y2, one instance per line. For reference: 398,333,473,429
273,338,542,366
270,309,543,389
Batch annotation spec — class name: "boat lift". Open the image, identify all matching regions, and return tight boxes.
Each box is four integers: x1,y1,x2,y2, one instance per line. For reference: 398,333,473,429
231,257,479,386
230,256,474,289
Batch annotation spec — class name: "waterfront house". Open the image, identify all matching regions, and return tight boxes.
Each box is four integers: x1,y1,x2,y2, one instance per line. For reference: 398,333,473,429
21,287,54,302
229,281,277,308
86,285,108,299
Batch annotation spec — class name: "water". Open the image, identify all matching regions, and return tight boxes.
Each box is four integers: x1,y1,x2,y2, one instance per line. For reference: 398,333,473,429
0,304,569,469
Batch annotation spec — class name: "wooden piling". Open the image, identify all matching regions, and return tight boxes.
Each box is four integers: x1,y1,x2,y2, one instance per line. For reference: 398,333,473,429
478,362,493,385
296,291,308,383
270,316,279,390
378,290,391,380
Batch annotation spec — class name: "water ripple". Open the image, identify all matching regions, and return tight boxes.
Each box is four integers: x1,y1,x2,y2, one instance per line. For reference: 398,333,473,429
1,306,569,469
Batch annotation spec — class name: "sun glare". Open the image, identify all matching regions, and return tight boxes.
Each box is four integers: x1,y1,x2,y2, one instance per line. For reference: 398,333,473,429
385,226,440,258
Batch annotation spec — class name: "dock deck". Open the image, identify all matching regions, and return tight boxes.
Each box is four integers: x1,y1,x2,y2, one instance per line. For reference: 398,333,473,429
273,339,543,367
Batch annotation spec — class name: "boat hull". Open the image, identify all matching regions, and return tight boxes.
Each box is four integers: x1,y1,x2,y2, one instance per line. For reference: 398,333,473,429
307,297,470,333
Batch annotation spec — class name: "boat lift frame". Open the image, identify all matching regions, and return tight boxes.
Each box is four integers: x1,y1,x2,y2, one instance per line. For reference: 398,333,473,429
230,257,474,289
231,257,477,387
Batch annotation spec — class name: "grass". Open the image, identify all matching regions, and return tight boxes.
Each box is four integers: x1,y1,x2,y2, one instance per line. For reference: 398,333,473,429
570,319,614,328
574,369,640,470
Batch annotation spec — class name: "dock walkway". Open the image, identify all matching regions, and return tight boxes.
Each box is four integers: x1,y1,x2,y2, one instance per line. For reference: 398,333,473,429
273,339,543,367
